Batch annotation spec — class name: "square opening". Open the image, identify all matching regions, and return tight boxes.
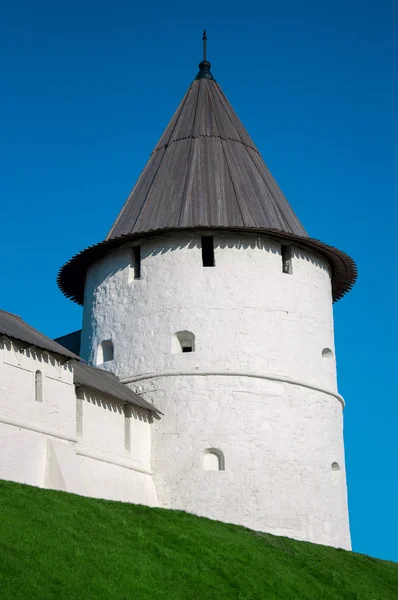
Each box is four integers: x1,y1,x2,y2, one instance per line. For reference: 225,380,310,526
281,245,293,274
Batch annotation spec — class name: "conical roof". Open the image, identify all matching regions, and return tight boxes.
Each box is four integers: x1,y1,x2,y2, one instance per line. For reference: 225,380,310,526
107,61,306,239
58,56,357,305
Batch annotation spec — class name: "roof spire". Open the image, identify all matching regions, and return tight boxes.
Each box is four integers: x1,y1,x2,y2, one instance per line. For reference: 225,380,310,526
195,29,215,81
203,29,207,61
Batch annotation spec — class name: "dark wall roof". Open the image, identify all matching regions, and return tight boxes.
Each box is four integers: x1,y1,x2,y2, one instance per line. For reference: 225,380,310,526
0,309,80,360
58,59,357,304
54,330,81,356
73,362,160,413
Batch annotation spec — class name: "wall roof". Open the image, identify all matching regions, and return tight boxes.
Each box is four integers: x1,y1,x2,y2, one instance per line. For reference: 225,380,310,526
73,363,160,413
0,309,80,360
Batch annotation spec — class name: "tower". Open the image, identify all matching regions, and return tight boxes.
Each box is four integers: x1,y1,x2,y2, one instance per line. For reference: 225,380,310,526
58,37,357,549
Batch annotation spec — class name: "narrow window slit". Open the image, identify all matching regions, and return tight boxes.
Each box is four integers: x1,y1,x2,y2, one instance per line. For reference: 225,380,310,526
201,236,215,267
76,397,83,437
124,405,131,452
281,245,293,274
35,370,43,402
131,246,141,280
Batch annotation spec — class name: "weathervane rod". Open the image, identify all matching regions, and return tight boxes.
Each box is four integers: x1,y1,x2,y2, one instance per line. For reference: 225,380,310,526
203,29,207,62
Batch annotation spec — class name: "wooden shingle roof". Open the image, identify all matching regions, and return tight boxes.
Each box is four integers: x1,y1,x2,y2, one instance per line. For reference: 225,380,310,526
107,65,307,239
58,58,357,304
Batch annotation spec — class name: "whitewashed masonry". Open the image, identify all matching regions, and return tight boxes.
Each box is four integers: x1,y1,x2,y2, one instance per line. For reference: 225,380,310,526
81,230,351,549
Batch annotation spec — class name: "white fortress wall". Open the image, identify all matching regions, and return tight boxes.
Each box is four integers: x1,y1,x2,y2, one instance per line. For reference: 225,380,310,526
76,388,158,505
81,230,350,549
0,338,77,489
0,339,158,506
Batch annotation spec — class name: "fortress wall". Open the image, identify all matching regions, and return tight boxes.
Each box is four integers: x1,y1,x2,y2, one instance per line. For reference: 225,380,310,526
0,341,158,506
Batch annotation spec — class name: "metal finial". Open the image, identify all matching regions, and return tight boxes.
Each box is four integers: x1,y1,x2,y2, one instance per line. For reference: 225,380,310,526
195,29,215,81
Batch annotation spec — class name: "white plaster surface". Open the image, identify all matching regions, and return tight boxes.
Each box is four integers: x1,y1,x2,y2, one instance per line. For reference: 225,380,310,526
76,455,158,505
82,232,337,390
81,231,351,549
139,374,350,548
45,439,87,494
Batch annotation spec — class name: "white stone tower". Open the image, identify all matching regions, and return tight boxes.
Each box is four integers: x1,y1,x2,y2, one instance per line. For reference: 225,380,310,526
58,41,357,549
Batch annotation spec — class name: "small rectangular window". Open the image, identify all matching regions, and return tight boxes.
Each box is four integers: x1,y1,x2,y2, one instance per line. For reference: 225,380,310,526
201,236,215,267
281,245,293,274
182,346,193,353
132,246,141,279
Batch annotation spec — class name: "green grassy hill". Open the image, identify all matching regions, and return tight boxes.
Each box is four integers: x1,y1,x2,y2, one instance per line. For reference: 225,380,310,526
0,480,396,599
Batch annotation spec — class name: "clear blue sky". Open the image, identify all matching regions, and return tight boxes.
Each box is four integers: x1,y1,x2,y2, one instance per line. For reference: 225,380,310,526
2,0,397,562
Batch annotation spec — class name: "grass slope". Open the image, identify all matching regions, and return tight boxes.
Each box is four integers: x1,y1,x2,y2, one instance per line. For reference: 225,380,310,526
0,481,396,600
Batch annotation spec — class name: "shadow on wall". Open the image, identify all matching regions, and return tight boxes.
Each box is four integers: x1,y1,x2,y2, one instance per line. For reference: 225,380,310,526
130,406,153,424
84,391,123,414
145,233,330,275
146,233,278,257
1,339,73,373
293,249,330,275
92,246,129,282
82,392,154,424
90,233,330,286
